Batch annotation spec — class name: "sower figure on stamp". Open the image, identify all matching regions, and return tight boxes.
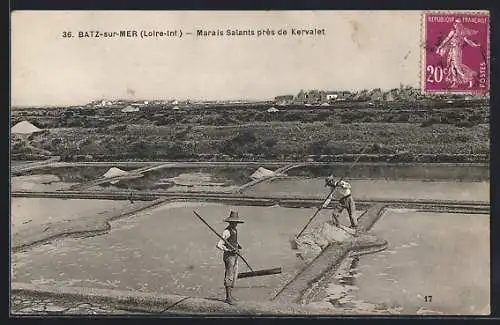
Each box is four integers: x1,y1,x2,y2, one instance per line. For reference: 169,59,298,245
216,211,244,305
435,18,481,89
323,175,358,229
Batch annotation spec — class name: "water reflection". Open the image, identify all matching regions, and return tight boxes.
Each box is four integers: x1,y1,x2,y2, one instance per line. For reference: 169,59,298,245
323,256,404,314
323,257,360,307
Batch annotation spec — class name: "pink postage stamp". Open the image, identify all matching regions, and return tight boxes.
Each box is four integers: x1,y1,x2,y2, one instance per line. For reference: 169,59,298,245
423,12,490,94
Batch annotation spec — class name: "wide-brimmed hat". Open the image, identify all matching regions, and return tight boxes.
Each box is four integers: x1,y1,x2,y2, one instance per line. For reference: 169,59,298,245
224,211,245,223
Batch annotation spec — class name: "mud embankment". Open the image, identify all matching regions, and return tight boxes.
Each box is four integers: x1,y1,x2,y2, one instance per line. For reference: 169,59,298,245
272,204,387,304
13,161,489,182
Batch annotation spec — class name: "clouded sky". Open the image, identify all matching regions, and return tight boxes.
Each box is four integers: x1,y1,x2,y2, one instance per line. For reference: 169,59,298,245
12,11,423,106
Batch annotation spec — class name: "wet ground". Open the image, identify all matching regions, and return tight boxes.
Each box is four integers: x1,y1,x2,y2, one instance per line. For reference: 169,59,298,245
11,294,139,315
12,201,363,303
309,209,490,315
243,178,489,202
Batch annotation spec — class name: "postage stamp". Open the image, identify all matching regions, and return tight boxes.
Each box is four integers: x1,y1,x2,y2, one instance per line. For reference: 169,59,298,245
422,12,490,94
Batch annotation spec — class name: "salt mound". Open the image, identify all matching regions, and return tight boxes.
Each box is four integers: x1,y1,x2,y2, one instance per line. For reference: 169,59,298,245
11,121,42,134
295,222,354,263
297,222,352,249
103,167,129,178
250,167,276,180
318,222,353,242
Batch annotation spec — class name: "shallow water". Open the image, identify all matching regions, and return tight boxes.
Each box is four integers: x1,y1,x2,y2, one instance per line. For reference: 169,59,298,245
312,209,490,315
11,198,134,234
12,175,78,192
244,178,489,202
12,201,356,302
96,170,246,192
286,164,489,181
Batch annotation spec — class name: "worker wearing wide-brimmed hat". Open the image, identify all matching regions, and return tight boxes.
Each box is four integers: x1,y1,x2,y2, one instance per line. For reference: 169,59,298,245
216,211,244,305
323,175,358,229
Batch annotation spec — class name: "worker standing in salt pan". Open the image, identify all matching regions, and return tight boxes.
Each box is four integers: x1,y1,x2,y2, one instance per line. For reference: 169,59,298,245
216,211,244,305
323,175,358,229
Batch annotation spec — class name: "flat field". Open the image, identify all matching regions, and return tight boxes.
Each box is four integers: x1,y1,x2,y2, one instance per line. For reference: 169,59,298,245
11,102,489,162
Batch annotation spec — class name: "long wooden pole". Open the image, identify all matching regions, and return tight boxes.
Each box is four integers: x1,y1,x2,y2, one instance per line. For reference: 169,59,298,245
295,186,336,239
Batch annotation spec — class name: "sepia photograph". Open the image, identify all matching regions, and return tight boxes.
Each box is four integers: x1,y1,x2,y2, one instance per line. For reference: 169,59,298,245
10,10,490,316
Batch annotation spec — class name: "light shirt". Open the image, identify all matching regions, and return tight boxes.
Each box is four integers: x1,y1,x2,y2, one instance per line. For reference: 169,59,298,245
323,180,352,207
217,229,231,251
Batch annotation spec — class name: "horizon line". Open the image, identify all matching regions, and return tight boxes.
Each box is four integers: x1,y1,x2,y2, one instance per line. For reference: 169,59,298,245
10,85,489,108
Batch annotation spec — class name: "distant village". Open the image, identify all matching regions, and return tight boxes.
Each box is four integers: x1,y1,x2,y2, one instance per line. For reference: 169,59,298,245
86,86,486,109
13,86,488,112
274,87,487,106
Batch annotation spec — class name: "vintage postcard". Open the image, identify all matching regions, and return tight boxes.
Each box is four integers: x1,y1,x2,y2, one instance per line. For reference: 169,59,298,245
10,10,490,316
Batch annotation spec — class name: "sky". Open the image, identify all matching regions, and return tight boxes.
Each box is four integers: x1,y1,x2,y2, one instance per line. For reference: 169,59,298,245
11,11,424,106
